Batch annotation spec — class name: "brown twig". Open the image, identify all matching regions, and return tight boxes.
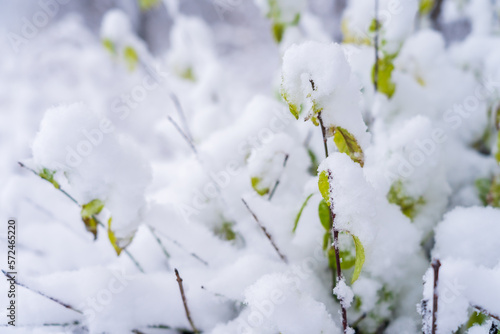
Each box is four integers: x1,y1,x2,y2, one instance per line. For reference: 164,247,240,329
431,259,441,334
2,270,83,314
175,269,200,334
318,112,348,333
472,305,500,322
268,154,289,201
241,198,288,263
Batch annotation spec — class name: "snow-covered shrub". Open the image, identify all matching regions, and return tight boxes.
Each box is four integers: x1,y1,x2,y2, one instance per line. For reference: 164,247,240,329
2,0,500,333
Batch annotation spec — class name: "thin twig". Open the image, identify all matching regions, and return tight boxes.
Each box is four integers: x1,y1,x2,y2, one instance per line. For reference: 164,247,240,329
166,116,225,202
472,305,500,322
18,162,80,205
169,92,193,142
123,249,145,273
18,162,147,273
139,60,193,142
431,259,441,334
317,112,348,333
175,269,200,334
351,312,367,328
167,115,198,156
147,226,171,270
2,270,83,314
201,286,244,308
242,198,288,263
154,229,209,266
268,154,289,201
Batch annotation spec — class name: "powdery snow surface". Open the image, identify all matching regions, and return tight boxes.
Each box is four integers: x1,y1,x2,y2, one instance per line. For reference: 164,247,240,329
1,1,500,334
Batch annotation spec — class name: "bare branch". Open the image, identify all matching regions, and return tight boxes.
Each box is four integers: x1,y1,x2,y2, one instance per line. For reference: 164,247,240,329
472,305,500,322
2,270,83,314
431,259,441,334
318,112,348,333
241,198,288,263
268,154,289,201
175,269,200,334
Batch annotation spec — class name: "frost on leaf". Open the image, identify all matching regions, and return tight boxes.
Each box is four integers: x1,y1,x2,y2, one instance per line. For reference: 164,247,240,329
333,126,365,167
81,199,104,240
251,177,270,196
38,168,59,189
387,180,425,220
281,91,301,119
372,53,397,98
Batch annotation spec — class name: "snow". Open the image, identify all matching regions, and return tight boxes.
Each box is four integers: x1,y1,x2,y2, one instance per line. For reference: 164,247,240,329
281,41,370,149
2,1,500,333
333,278,354,308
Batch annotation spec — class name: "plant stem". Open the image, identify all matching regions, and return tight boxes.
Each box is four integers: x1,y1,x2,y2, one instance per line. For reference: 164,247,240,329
175,269,200,334
147,226,171,270
153,229,209,266
18,162,147,273
268,154,289,201
2,270,83,314
472,305,500,322
242,198,288,263
318,112,348,333
431,259,441,334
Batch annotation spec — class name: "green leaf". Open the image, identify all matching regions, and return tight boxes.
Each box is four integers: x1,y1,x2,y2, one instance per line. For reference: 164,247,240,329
281,92,300,119
180,67,195,81
318,170,331,205
293,194,314,233
38,168,59,189
466,310,489,329
323,232,330,251
419,0,435,15
251,177,270,196
369,18,379,33
123,46,139,71
333,126,365,167
495,131,500,164
102,38,115,55
318,199,331,231
107,218,123,256
272,22,285,43
372,54,397,98
387,180,425,220
351,235,365,284
81,199,104,239
489,175,500,208
307,149,319,176
214,222,237,241
138,0,161,11
475,178,492,206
